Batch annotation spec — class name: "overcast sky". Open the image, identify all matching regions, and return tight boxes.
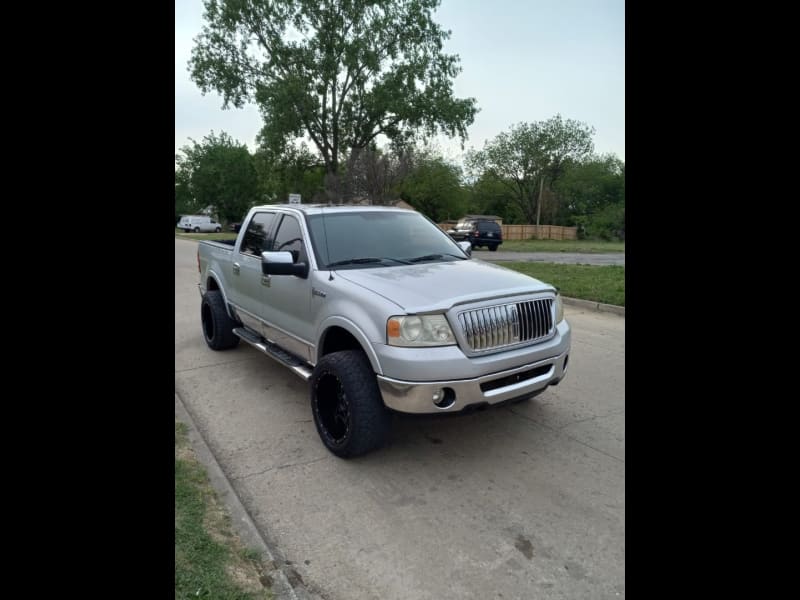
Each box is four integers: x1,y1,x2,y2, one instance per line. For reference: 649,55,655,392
175,0,624,163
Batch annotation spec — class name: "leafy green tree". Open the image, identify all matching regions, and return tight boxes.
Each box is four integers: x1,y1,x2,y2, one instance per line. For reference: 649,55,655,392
466,174,525,224
466,115,594,224
175,131,260,224
189,0,478,200
175,168,202,223
554,154,625,239
253,142,326,204
400,154,465,222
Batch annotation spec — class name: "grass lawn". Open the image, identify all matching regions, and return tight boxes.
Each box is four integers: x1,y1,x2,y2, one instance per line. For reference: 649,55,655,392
175,421,271,599
176,229,239,241
499,239,625,253
498,262,625,306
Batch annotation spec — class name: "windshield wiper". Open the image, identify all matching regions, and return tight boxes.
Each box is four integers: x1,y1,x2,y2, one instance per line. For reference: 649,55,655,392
326,257,411,268
407,253,465,263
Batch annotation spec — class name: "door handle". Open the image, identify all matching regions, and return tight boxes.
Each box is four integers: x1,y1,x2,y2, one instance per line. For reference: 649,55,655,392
261,275,271,287
233,263,240,275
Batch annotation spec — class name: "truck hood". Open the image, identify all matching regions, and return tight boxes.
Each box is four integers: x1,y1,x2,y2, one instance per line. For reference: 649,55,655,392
335,259,554,312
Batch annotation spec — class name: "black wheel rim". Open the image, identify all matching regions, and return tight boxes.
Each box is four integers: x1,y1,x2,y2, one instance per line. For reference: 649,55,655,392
314,372,350,445
201,301,214,342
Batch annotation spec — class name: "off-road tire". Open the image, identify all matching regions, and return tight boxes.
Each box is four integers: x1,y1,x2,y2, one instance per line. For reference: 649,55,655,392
310,350,391,458
201,290,240,350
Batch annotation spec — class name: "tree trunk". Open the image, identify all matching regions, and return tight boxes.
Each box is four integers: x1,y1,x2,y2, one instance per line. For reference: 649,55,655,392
342,147,363,203
324,169,341,204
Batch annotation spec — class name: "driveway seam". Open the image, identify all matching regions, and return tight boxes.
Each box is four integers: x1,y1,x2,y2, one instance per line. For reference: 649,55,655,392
175,356,261,374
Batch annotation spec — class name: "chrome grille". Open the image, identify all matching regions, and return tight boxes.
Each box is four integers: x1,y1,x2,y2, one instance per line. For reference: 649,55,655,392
458,299,554,351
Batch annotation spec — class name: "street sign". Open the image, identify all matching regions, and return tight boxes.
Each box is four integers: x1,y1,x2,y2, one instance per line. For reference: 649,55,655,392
288,193,301,204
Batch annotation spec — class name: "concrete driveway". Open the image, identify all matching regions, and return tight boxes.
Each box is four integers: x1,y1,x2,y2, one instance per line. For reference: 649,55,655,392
175,238,625,600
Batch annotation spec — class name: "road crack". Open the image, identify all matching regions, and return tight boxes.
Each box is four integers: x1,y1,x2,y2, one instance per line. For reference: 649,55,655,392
237,455,330,480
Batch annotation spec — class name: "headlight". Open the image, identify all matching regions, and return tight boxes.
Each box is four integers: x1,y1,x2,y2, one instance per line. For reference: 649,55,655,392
387,314,456,346
554,293,564,323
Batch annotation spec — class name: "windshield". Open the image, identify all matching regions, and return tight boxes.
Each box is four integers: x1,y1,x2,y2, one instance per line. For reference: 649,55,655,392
307,211,468,269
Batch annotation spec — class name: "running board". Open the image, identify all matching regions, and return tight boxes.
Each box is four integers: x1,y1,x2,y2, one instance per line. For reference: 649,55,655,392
233,327,312,381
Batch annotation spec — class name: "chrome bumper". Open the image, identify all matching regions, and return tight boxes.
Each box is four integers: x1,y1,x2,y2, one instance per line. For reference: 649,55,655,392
377,350,569,414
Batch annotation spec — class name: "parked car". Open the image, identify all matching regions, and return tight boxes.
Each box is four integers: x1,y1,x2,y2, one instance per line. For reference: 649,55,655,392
229,222,243,233
448,217,503,250
197,205,569,457
177,215,222,233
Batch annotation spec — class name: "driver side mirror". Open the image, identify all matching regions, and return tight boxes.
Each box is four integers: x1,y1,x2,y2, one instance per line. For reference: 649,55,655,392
261,251,309,278
457,241,472,257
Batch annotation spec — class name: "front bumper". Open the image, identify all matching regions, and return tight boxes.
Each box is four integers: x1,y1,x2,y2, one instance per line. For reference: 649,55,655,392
377,349,569,414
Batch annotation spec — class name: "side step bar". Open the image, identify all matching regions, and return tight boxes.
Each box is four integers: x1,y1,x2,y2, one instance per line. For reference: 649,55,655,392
232,327,313,381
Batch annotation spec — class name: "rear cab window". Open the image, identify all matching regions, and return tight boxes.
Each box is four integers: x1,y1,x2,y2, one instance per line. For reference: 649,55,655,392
239,212,277,256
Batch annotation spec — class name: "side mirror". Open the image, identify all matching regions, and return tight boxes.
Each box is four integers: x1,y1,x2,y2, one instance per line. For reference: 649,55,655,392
457,241,472,257
261,251,309,278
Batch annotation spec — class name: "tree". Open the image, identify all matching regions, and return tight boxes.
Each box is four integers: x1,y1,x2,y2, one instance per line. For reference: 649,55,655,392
189,0,478,201
175,131,260,223
175,168,202,222
344,143,414,204
553,154,625,239
253,141,326,204
466,174,525,224
400,153,465,222
465,116,594,225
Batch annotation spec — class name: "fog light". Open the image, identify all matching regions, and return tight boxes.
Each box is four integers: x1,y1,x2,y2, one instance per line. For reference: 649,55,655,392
433,387,456,409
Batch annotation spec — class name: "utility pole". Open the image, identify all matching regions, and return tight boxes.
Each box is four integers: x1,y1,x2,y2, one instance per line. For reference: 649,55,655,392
535,176,545,227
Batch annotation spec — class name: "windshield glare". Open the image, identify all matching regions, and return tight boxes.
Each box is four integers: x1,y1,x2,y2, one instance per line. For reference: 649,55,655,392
308,211,466,268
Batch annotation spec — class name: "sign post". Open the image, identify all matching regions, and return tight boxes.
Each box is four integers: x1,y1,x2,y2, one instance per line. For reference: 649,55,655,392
288,193,301,204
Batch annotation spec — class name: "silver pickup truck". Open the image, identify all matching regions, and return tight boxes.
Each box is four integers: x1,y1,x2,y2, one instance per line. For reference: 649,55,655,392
198,204,571,457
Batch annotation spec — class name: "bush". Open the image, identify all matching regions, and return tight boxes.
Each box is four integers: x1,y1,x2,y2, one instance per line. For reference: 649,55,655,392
579,204,624,241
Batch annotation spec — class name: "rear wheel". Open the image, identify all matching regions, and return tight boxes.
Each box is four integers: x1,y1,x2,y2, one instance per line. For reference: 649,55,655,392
310,350,391,458
489,244,498,251
201,290,240,350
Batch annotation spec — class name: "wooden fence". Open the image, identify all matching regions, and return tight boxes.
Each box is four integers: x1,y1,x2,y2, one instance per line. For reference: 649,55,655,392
438,223,577,240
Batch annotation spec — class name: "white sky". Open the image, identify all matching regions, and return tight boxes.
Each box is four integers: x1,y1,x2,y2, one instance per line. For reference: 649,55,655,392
175,0,624,164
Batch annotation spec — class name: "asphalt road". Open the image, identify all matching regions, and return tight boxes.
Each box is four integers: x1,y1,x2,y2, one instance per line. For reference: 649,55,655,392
175,239,625,600
472,249,625,265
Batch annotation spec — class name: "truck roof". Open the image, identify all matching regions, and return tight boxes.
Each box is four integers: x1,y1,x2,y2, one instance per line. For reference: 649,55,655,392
249,204,415,216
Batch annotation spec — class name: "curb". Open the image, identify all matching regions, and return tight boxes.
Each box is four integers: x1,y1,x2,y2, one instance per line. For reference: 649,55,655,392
562,296,625,316
175,394,320,600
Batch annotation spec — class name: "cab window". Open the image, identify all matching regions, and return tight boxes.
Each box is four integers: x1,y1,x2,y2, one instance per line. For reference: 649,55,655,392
272,215,307,264
240,212,276,256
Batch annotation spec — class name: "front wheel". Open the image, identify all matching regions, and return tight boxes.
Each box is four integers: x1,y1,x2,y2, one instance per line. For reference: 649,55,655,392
310,350,391,458
193,227,200,233
215,227,221,233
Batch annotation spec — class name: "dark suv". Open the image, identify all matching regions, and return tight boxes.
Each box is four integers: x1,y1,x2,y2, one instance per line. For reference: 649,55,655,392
449,218,503,251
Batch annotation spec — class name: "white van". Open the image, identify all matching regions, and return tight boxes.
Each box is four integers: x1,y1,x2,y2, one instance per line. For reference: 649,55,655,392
177,215,222,233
